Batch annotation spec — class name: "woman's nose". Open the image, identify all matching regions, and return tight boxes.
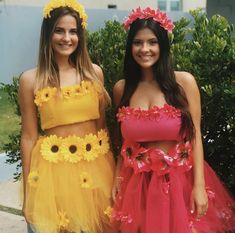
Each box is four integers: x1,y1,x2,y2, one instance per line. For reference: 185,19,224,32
62,32,70,41
140,43,149,52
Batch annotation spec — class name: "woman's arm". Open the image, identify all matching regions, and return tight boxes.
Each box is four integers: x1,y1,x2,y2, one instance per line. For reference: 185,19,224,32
112,79,125,200
176,71,208,219
93,64,109,130
18,69,38,220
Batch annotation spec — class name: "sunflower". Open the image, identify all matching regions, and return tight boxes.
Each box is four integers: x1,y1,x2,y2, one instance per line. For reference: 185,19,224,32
62,86,74,99
104,206,113,219
27,170,39,187
80,171,93,189
58,211,70,228
61,136,83,163
36,87,57,106
40,135,63,163
43,0,88,29
73,85,82,96
97,129,110,155
34,92,43,107
81,134,99,161
81,80,92,93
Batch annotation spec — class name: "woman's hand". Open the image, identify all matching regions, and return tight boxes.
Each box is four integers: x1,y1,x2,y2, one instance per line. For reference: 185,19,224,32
22,199,30,223
112,176,123,202
190,185,208,219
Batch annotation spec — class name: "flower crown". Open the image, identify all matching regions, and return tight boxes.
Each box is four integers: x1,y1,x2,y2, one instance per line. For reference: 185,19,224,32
43,0,88,29
123,7,174,31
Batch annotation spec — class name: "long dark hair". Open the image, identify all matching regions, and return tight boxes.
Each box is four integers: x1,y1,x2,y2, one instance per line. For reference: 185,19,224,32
119,18,194,141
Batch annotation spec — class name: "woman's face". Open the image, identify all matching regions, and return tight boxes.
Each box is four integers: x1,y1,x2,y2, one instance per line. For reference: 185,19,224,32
132,28,160,69
51,14,79,58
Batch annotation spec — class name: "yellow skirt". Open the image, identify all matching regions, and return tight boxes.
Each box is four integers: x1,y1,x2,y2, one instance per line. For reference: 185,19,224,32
25,130,115,233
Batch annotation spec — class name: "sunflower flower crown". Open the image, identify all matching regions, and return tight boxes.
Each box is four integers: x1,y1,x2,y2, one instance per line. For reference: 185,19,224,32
43,0,88,29
123,7,174,31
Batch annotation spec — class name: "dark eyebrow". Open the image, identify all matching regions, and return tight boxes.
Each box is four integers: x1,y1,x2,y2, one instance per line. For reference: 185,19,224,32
54,26,64,30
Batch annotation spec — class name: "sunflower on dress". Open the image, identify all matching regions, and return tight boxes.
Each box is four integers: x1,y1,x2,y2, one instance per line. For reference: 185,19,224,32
60,136,83,163
34,87,57,107
62,86,74,99
73,85,83,96
81,80,92,93
27,170,39,187
104,206,113,219
40,135,63,163
80,171,93,189
57,211,70,229
97,129,110,155
81,134,99,161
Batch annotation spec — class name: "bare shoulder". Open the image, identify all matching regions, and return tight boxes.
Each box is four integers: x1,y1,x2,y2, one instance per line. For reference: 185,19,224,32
175,71,201,117
92,63,104,83
175,71,196,86
19,68,37,91
175,71,198,94
113,79,125,107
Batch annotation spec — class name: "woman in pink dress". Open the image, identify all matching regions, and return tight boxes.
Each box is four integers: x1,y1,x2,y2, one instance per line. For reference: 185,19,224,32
112,7,235,233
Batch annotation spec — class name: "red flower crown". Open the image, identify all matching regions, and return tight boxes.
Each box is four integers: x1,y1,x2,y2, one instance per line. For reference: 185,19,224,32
123,7,174,32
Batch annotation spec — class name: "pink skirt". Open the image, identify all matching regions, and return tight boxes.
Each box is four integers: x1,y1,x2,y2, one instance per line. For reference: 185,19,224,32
112,140,235,233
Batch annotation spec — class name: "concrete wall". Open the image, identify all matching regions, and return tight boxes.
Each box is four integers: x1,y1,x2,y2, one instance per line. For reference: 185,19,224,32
183,0,206,12
207,0,235,25
1,0,206,11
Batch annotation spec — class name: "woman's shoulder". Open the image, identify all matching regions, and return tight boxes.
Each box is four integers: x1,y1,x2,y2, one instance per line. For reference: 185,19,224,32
113,79,125,106
175,71,198,90
92,63,104,83
113,79,125,95
19,68,37,90
174,71,200,104
175,71,195,84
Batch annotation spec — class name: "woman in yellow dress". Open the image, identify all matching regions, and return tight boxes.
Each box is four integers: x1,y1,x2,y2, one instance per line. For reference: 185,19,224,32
19,0,116,232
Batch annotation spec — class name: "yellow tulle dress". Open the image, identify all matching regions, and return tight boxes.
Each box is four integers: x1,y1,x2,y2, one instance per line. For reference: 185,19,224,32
25,81,115,233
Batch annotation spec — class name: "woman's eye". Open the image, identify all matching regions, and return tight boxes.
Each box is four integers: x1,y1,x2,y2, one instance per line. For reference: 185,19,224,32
149,40,158,45
70,30,78,34
133,40,141,45
54,28,63,34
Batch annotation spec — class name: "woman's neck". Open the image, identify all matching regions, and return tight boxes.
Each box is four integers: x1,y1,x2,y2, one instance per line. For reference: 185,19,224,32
55,56,74,71
141,68,155,82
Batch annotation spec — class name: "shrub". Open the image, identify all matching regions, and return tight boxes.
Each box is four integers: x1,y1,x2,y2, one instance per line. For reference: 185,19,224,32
1,77,21,179
172,10,235,194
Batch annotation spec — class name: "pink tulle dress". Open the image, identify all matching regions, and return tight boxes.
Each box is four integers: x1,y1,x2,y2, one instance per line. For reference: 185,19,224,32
112,104,235,233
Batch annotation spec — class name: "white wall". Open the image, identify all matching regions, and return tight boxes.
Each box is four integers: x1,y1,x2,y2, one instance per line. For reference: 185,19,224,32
183,0,206,12
2,0,206,11
1,0,157,9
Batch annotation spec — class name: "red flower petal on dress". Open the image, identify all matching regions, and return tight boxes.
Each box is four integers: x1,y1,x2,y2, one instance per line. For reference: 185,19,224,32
117,104,181,122
132,147,151,173
121,140,139,168
168,141,193,172
149,149,170,176
112,210,133,224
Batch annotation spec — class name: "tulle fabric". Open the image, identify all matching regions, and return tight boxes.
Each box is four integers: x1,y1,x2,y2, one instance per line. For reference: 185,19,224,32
25,136,115,233
113,145,235,233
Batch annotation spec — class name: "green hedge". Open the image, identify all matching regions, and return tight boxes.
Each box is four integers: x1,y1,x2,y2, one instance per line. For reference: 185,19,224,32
2,10,235,194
